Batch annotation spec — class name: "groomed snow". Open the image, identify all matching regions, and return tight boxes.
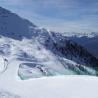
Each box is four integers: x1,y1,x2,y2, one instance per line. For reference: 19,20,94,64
0,75,98,98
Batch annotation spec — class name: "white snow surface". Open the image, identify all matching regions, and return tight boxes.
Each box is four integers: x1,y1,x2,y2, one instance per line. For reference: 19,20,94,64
0,75,98,98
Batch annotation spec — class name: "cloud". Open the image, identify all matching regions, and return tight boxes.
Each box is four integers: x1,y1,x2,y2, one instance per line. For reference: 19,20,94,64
0,0,98,32
0,0,33,6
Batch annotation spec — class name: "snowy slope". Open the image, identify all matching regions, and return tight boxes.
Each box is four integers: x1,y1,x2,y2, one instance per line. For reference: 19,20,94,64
0,29,97,80
0,6,98,80
0,76,98,98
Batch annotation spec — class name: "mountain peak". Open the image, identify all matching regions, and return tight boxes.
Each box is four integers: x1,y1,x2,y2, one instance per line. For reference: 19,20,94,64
0,6,37,40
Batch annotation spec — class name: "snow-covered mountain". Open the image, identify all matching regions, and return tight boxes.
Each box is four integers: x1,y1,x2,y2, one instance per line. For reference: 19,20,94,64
64,32,98,37
0,6,98,81
64,32,98,59
0,6,98,98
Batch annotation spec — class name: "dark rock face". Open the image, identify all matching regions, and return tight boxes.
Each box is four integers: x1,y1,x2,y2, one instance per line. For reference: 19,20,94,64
69,35,98,59
44,32,98,71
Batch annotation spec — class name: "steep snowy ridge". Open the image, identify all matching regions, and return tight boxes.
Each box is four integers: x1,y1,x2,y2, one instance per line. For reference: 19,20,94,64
0,7,36,40
0,6,98,80
45,32,98,69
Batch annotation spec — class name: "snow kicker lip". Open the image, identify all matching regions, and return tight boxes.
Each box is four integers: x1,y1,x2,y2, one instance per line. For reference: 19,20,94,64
18,63,60,80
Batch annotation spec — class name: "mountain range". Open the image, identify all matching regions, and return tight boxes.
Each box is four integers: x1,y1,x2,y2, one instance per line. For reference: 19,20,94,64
64,32,98,59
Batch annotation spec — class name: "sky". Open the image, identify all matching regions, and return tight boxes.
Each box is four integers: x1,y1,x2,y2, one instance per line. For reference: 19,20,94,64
0,0,98,33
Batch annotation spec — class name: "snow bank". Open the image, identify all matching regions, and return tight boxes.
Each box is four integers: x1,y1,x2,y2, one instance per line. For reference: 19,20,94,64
0,76,98,98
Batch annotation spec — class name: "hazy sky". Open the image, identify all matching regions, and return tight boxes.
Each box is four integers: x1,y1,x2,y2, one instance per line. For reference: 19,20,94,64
0,0,98,33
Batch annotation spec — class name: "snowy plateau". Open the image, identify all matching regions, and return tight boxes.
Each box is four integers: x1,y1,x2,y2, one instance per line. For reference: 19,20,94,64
0,7,98,98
